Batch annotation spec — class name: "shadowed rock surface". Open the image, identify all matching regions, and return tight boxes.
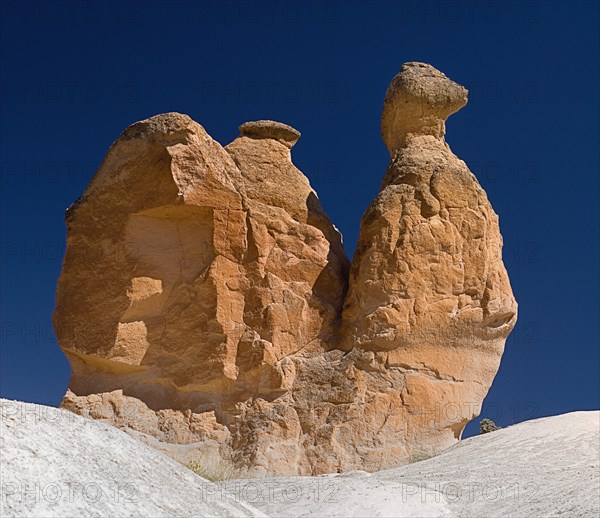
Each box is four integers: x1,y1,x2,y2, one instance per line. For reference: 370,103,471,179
55,62,517,477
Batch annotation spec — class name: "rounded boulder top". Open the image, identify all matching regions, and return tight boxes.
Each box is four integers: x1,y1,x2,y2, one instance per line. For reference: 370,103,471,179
120,112,201,145
239,120,301,149
381,62,468,154
386,62,468,109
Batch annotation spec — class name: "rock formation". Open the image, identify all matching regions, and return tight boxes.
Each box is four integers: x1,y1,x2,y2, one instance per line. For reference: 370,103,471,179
55,62,517,477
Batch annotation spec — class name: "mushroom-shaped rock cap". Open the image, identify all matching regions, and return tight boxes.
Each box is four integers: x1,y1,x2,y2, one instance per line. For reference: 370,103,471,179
239,120,301,149
382,62,468,155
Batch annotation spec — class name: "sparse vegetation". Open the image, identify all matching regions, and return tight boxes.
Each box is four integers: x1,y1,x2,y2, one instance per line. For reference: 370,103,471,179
480,418,501,434
186,454,236,482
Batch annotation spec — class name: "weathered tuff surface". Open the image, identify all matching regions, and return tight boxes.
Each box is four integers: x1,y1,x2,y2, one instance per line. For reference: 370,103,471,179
231,412,600,518
55,62,517,477
0,399,266,518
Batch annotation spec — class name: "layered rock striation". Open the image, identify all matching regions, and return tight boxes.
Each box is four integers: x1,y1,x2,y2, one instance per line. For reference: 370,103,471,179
55,63,517,477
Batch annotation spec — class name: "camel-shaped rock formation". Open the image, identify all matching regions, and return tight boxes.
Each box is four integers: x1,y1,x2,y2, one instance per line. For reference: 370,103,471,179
55,63,517,477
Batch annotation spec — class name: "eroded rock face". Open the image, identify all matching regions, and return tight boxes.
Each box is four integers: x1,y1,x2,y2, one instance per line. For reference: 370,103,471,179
341,62,517,461
56,63,517,477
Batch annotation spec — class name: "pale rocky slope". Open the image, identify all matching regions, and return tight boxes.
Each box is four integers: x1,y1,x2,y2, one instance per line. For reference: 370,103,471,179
226,411,600,517
2,399,597,517
0,399,265,518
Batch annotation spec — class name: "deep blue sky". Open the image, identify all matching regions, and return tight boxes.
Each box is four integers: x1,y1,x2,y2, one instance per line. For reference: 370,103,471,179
1,1,598,438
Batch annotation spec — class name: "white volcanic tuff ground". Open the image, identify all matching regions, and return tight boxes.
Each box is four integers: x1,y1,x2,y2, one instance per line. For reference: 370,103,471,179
1,398,598,518
0,399,265,518
226,411,600,518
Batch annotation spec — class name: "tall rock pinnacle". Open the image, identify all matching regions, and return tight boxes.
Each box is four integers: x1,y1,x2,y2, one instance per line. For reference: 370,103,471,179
55,63,517,477
381,62,468,154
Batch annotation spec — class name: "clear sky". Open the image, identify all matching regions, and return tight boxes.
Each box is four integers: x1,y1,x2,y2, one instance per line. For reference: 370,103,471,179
1,0,598,438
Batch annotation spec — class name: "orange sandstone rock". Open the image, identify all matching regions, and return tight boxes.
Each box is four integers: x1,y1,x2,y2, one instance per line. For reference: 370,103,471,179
56,63,516,477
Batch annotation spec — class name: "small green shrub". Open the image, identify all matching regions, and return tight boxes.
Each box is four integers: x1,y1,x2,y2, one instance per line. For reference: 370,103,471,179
479,418,501,434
